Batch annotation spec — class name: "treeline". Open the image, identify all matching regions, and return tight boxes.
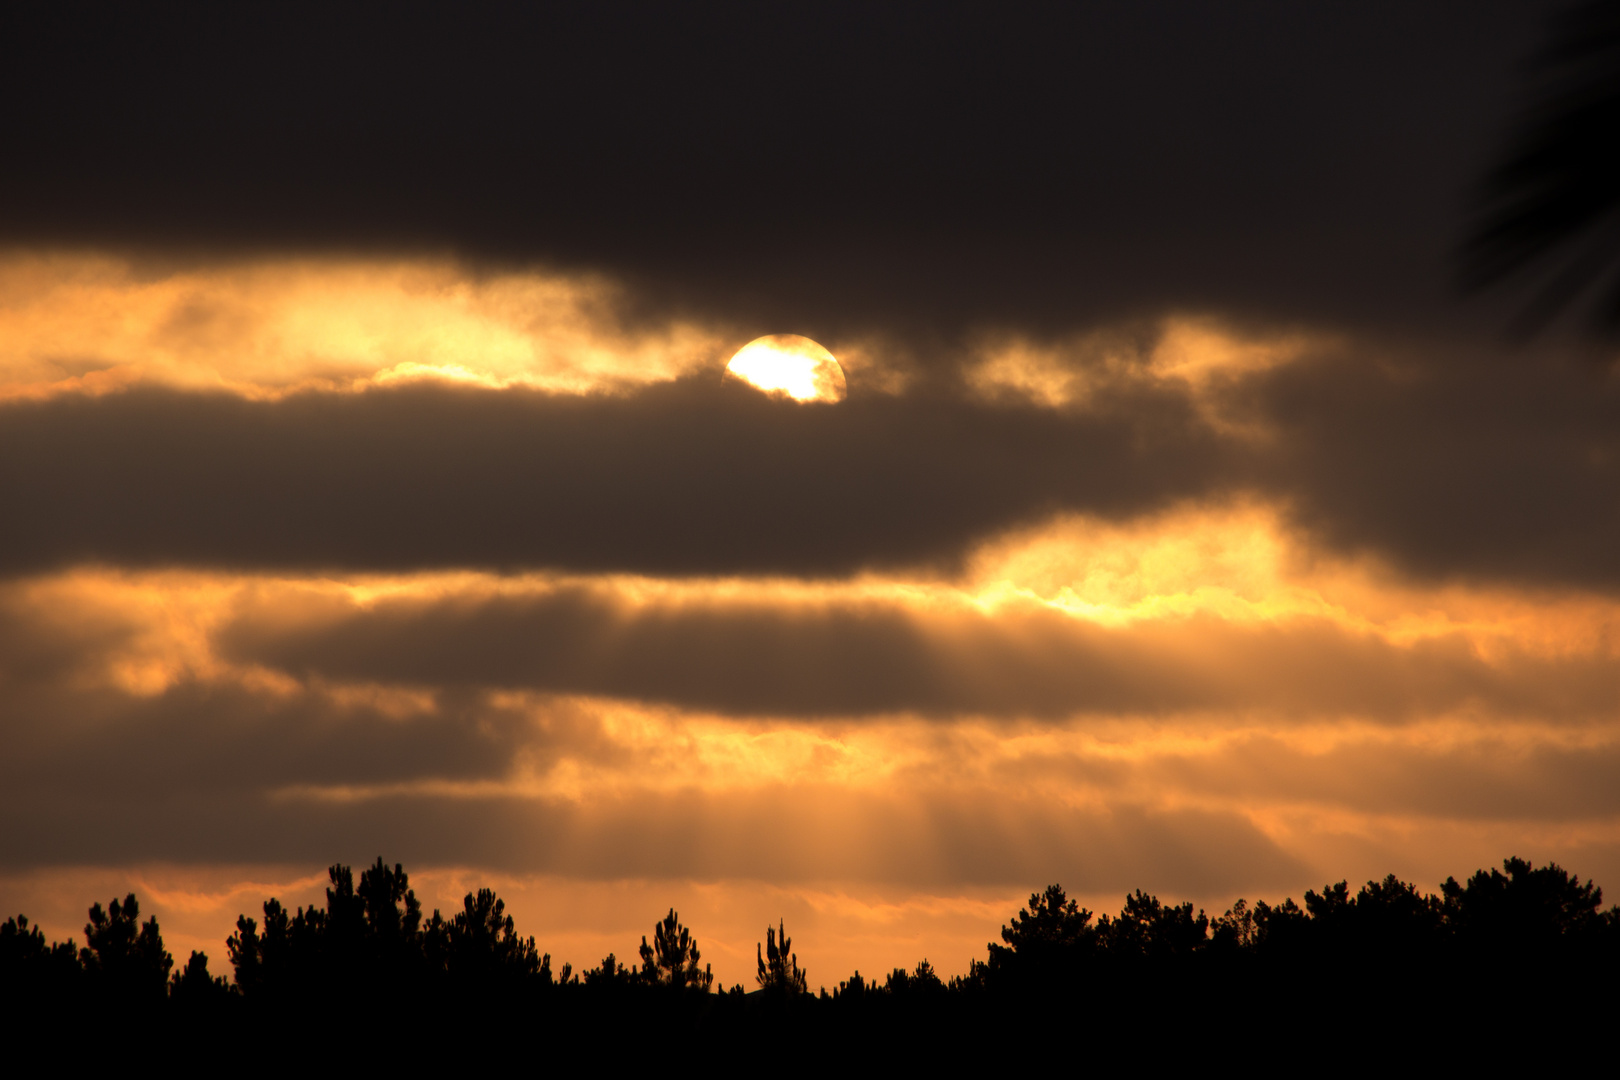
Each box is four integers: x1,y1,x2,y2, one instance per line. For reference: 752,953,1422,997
4,855,1617,1055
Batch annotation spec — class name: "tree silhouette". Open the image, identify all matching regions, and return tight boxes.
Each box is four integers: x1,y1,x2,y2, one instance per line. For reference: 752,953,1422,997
449,888,552,985
0,914,80,997
4,850,1614,1052
169,950,229,1004
225,895,297,998
81,893,171,1001
1441,856,1609,950
1211,898,1257,951
995,884,1095,954
755,919,807,994
583,951,637,989
834,969,869,1001
980,883,1097,987
883,959,944,998
356,858,422,945
1097,889,1209,958
225,857,575,1002
639,908,712,992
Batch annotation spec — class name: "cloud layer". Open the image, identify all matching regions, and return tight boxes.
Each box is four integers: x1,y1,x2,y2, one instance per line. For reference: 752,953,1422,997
4,540,1618,888
6,329,1620,591
0,3,1546,339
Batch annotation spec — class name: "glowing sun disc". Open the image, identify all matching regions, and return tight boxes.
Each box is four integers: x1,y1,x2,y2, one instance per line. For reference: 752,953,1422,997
724,335,847,403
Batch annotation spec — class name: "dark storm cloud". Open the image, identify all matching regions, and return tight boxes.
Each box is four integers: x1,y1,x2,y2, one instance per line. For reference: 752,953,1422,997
0,376,1231,578
0,721,1305,894
0,591,137,690
0,587,1313,890
1168,735,1620,823
9,331,1620,588
1249,346,1620,588
219,584,1620,723
0,679,539,801
0,783,1306,897
0,1,1548,341
1013,735,1620,824
4,576,1616,886
7,647,1619,888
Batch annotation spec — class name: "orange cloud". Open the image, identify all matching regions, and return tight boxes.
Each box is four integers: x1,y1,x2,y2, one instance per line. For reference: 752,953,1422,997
4,497,1620,926
0,251,728,401
964,316,1320,436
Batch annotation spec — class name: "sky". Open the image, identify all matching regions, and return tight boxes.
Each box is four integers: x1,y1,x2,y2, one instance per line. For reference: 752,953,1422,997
4,1,1620,988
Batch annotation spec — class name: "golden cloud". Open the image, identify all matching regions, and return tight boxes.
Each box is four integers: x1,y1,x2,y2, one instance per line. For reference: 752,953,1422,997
3,501,1617,916
0,251,727,400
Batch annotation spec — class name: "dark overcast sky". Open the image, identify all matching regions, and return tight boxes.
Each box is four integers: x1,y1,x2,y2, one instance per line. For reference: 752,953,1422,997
5,1,1615,593
5,352,1620,587
0,1,1552,341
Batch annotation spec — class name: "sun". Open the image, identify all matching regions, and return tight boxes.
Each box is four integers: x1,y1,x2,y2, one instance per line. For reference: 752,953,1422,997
724,335,847,403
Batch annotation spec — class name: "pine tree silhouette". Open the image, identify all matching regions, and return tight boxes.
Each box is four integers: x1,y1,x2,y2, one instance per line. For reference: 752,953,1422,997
81,894,171,1001
639,908,712,992
755,919,807,994
449,888,551,983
